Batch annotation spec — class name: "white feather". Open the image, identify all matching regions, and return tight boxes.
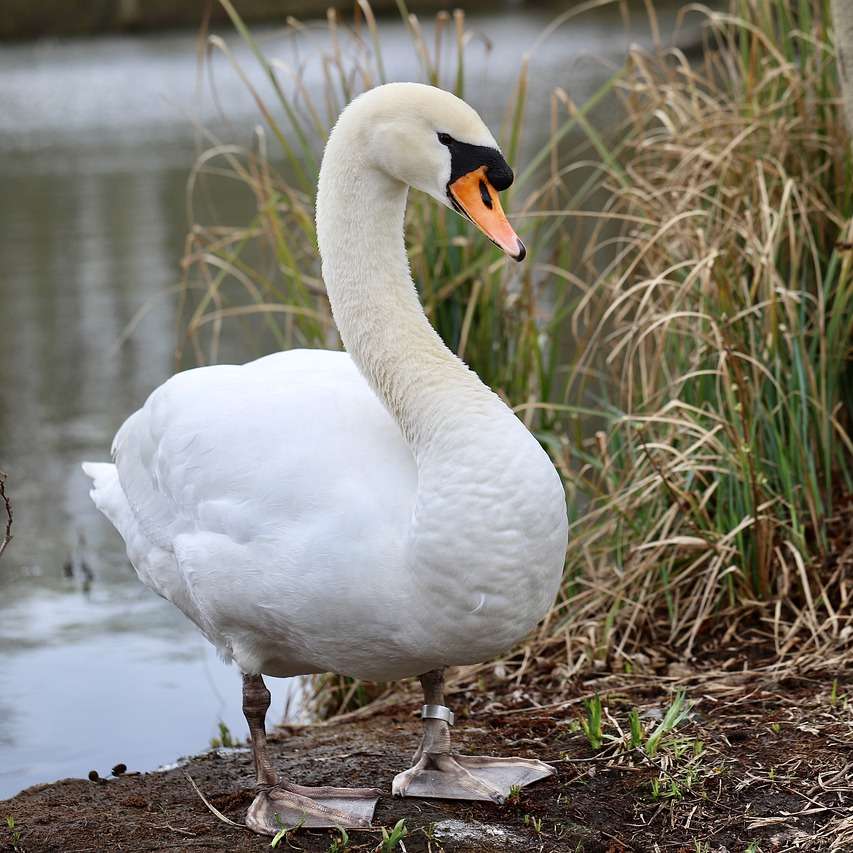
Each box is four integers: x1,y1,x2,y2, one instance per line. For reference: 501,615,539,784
84,83,568,684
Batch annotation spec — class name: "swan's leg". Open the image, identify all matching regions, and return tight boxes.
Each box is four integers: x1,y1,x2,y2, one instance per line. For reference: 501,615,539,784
241,673,381,834
242,673,277,786
392,668,555,803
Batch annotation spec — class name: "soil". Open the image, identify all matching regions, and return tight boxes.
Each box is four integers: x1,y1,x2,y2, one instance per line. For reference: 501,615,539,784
2,676,851,853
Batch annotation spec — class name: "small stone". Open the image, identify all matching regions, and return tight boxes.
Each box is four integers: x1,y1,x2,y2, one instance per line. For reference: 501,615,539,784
433,819,529,849
111,763,127,776
87,770,100,782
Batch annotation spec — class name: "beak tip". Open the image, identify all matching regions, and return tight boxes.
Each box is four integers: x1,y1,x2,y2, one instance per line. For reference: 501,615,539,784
513,240,526,262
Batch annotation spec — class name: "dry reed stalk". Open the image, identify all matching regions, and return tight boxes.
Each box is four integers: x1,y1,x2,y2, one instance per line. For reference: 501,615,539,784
0,470,12,561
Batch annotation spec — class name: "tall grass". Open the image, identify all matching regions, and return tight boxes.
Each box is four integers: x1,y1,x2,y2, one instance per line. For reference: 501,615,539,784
549,0,853,676
180,0,853,702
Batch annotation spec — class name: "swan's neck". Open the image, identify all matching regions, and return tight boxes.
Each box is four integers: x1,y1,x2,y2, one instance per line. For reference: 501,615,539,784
317,148,498,451
315,123,566,666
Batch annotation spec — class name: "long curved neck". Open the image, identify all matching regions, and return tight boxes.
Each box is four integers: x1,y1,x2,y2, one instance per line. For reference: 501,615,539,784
316,137,499,452
315,112,566,665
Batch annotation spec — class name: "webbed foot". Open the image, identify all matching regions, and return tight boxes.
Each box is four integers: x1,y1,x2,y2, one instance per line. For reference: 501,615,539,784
246,783,382,833
392,668,555,803
392,752,554,802
240,673,380,835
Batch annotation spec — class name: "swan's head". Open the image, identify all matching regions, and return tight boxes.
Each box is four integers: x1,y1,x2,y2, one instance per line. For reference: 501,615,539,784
332,82,526,261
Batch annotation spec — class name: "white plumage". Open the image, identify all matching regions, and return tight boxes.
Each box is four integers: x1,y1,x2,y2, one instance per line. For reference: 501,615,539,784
84,344,566,683
84,350,418,679
84,82,567,703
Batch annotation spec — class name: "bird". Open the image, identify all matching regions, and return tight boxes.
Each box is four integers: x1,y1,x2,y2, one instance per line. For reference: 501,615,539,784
83,82,568,835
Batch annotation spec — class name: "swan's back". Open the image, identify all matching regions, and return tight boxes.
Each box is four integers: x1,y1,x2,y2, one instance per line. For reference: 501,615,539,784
84,349,418,679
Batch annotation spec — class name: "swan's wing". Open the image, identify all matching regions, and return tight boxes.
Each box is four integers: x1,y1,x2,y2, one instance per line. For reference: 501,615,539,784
86,349,417,673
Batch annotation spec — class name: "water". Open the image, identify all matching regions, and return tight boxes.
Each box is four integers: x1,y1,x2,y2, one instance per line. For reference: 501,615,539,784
0,4,704,799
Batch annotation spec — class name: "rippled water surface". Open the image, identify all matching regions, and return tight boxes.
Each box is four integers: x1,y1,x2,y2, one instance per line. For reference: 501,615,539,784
0,3,703,798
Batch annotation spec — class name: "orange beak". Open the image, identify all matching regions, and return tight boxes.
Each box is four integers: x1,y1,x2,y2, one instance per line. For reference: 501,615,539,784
448,167,526,261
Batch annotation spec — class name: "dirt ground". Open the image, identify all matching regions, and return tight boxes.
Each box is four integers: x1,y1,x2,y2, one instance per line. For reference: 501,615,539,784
2,674,851,853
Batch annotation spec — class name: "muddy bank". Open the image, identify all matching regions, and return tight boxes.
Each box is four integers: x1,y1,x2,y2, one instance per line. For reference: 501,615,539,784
3,677,851,852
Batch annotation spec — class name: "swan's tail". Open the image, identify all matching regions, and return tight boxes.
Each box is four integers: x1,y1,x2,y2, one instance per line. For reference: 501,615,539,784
82,461,127,530
82,460,115,490
81,460,231,662
82,460,160,588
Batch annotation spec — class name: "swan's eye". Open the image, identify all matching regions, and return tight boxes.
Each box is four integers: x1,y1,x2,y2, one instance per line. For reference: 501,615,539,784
437,132,454,146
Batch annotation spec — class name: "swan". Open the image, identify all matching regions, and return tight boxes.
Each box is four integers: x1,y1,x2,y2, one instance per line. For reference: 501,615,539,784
83,82,568,834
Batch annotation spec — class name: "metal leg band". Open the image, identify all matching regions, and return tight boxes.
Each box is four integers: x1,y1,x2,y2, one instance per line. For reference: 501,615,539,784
421,704,454,726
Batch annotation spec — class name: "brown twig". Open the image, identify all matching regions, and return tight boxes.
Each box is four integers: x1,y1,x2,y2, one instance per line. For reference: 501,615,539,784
0,470,12,561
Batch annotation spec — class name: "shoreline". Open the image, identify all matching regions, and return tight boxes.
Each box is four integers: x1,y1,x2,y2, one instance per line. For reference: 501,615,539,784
3,675,850,851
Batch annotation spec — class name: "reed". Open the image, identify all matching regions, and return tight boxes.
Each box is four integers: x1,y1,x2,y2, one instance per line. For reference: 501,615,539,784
180,0,853,710
544,0,853,679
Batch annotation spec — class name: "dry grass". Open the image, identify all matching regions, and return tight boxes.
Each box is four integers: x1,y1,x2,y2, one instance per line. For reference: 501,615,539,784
179,0,853,716
522,0,853,685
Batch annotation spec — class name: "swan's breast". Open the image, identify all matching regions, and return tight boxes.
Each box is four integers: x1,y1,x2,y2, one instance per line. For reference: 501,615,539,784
404,410,568,667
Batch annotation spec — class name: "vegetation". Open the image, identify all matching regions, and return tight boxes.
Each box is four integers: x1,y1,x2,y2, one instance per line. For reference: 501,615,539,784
580,693,604,750
554,0,853,677
4,816,23,853
326,828,350,853
209,720,236,749
180,0,853,711
378,818,408,852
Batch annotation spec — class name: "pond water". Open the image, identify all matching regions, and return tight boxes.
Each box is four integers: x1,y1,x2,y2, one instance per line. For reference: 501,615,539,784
0,3,706,799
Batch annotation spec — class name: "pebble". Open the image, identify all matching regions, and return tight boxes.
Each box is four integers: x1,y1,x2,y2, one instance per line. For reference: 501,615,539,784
432,819,527,849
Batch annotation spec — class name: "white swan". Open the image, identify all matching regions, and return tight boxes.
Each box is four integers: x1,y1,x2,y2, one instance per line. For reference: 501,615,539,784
83,82,568,834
